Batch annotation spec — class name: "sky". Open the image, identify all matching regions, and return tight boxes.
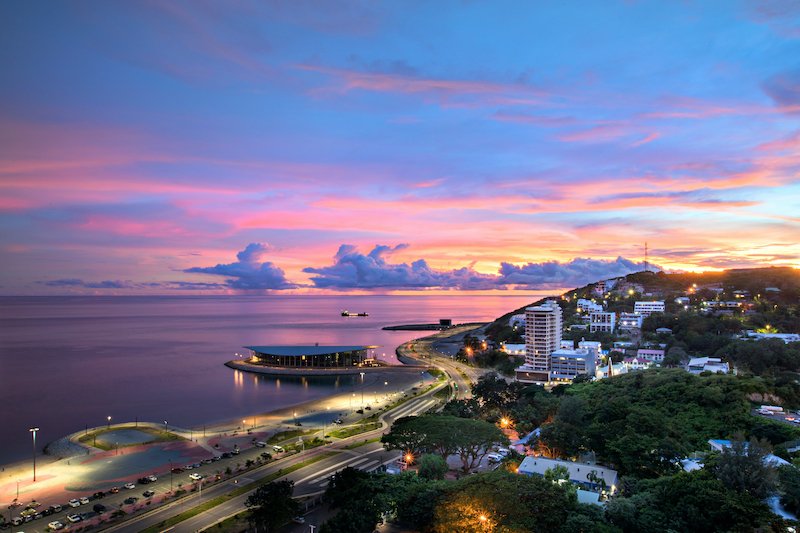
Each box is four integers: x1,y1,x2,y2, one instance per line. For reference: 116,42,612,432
1,0,799,295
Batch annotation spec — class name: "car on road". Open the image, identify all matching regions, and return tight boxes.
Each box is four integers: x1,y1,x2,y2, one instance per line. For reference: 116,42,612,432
364,406,372,410
189,473,203,481
79,497,89,505
147,474,158,482
272,445,285,453
65,514,81,523
142,490,155,498
333,418,343,424
123,497,138,505
93,504,107,513
184,464,194,470
109,486,120,493
356,409,364,414
254,441,267,448
48,520,65,530
292,516,306,524
67,499,80,508
92,491,105,499
221,452,232,459
123,482,135,490
49,504,62,513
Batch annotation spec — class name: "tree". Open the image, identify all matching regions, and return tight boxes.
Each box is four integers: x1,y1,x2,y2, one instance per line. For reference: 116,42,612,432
712,435,777,499
418,454,449,480
245,480,300,533
382,414,506,471
543,464,570,484
431,470,578,533
778,464,800,516
662,346,687,367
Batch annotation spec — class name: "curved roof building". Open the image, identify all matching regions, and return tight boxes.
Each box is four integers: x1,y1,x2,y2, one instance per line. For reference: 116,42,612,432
244,345,376,369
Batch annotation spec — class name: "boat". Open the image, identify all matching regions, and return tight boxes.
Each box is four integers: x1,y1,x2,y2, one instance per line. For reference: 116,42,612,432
341,310,369,317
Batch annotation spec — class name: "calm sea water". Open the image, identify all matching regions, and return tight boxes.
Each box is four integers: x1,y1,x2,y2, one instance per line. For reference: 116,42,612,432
0,294,539,464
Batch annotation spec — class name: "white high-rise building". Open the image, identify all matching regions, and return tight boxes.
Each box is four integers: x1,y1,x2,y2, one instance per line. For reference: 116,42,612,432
516,300,562,383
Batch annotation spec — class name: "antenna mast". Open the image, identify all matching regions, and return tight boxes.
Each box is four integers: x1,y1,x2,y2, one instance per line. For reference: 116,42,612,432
644,242,649,273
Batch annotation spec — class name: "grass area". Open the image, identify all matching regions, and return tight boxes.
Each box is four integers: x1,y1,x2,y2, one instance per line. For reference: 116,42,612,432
433,384,452,400
329,422,381,439
77,425,183,451
139,452,338,533
267,428,318,445
343,436,382,450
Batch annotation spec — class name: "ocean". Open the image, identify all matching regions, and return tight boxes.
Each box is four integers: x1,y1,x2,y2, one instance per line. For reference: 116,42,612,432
0,294,540,464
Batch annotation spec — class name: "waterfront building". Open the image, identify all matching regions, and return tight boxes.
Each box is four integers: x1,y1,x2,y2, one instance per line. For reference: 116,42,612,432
244,345,375,368
515,300,562,383
634,301,665,317
589,311,616,333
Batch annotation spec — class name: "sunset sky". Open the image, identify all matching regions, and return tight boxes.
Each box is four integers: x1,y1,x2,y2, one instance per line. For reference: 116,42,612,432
1,1,799,294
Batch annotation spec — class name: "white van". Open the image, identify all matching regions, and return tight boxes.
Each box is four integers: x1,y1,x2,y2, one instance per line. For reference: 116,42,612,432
272,445,285,453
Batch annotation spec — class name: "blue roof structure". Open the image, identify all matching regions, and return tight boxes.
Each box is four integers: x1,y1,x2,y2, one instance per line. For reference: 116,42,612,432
245,345,374,357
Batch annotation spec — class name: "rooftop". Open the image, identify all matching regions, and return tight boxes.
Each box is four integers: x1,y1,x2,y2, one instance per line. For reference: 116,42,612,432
245,345,375,357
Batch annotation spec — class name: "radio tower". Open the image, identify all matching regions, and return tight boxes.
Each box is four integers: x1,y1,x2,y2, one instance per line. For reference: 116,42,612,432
644,242,649,273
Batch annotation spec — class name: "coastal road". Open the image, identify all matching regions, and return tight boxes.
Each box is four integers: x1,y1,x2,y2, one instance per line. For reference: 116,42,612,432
98,385,444,533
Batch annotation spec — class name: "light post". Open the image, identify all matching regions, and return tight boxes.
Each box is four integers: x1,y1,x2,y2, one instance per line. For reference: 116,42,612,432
384,381,388,400
29,427,39,482
293,412,297,426
107,416,111,430
164,420,168,433
359,372,365,407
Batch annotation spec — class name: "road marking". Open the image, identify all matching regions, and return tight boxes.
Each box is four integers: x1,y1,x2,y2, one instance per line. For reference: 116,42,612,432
294,456,371,485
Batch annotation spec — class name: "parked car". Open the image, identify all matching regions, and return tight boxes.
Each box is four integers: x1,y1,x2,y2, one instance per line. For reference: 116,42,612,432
66,514,81,523
49,504,62,513
333,418,343,425
171,467,184,473
123,483,135,490
92,491,105,499
41,507,53,516
254,441,267,448
79,497,89,505
212,455,222,461
137,477,151,484
364,406,372,410
48,520,65,530
147,474,158,482
92,504,107,513
356,409,364,414
109,486,120,493
67,499,80,508
292,516,306,524
272,445,285,453
188,473,203,481
184,464,194,470
142,490,155,498
221,452,232,459
123,497,138,505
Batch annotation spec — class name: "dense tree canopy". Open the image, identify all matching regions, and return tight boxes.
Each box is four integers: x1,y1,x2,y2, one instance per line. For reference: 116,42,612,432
244,480,300,533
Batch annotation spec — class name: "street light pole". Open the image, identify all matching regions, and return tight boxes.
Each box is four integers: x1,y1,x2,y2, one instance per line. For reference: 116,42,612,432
28,427,39,482
107,416,111,430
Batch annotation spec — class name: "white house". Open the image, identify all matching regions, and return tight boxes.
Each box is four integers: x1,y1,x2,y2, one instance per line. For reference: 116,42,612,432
623,357,654,371
501,343,526,356
618,312,643,330
687,357,729,375
634,301,665,317
577,298,603,314
745,331,800,344
518,456,618,495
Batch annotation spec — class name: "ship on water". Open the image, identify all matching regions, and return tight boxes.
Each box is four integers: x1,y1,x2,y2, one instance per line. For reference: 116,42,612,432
341,310,369,317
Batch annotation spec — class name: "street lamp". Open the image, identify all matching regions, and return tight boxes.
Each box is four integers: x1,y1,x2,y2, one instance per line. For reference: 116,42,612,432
107,416,111,430
29,427,39,482
164,420,168,433
359,372,365,406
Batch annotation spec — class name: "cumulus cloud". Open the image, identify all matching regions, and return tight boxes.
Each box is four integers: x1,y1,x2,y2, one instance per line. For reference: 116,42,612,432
184,243,297,290
303,244,650,290
303,244,499,290
497,256,652,289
